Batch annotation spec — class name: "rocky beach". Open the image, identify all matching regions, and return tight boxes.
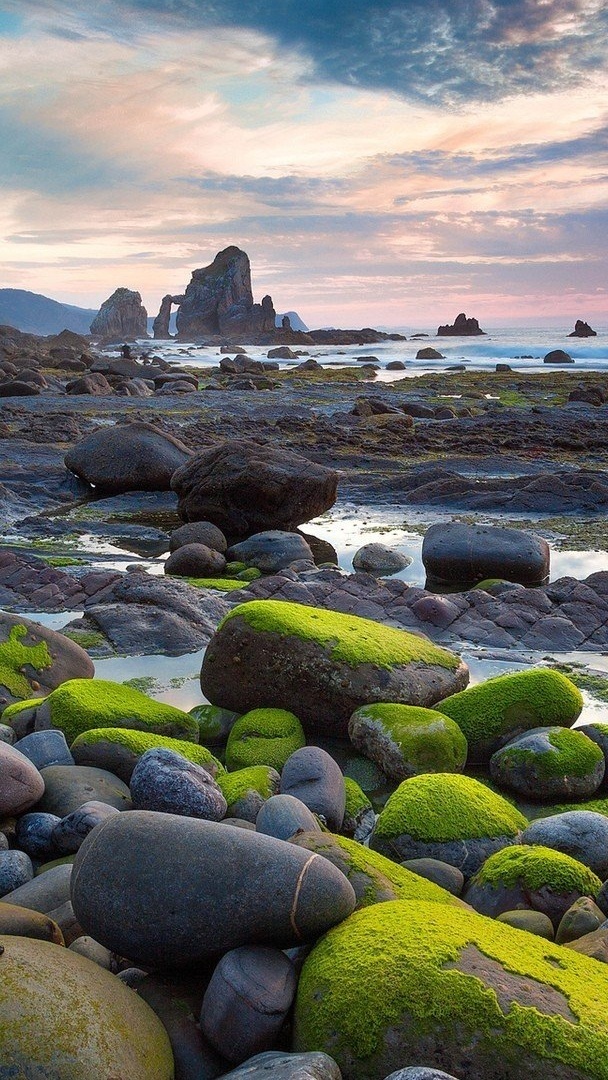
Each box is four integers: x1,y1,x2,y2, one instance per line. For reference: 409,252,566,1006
0,247,608,1078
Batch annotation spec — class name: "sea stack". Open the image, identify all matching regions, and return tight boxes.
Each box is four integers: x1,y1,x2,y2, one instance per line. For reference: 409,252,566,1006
176,246,276,340
437,312,485,336
569,319,597,337
90,288,149,343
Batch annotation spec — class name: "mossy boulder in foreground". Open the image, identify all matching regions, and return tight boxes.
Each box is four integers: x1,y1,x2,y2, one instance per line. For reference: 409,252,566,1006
490,727,605,802
201,601,469,738
4,678,199,744
348,703,467,782
225,708,306,772
0,934,173,1079
71,727,224,783
463,844,601,928
218,765,281,820
371,774,527,877
438,669,583,762
293,899,608,1080
0,612,94,707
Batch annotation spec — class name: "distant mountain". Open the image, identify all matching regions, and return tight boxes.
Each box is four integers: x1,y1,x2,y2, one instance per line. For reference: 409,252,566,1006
0,289,98,335
276,311,309,332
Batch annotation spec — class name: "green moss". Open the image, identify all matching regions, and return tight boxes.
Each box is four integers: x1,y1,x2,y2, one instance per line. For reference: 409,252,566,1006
218,764,280,807
1,697,44,723
344,777,372,818
122,676,159,694
27,679,199,745
374,774,527,843
294,832,462,909
0,626,52,700
70,727,224,773
225,707,306,771
438,669,583,756
552,664,608,704
221,600,462,671
189,703,239,744
180,577,247,591
350,703,468,777
61,630,107,650
225,561,247,574
294,899,608,1075
41,556,86,568
236,567,262,581
494,728,604,780
470,844,601,897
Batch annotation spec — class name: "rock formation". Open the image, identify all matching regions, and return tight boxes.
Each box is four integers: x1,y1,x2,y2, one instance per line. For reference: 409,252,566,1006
152,294,185,339
569,319,597,337
437,313,485,336
90,289,148,343
175,247,276,340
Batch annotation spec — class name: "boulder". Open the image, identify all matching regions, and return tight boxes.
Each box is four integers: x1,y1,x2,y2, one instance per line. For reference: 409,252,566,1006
0,901,64,944
0,742,44,815
15,812,61,861
176,247,276,339
437,313,485,336
293,899,608,1080
65,421,191,493
569,319,597,337
351,544,411,574
256,794,321,841
227,531,315,573
200,600,469,738
0,935,172,1078
171,440,338,536
544,349,574,364
71,810,356,967
0,862,72,914
280,747,345,831
90,287,149,342
66,372,113,395
130,747,227,819
218,1052,341,1080
165,542,227,578
169,520,228,554
490,726,605,801
348,703,467,783
36,764,132,816
218,765,281,822
226,709,306,773
371,773,527,877
415,347,445,359
51,800,120,854
437,669,583,762
464,844,601,927
70,727,223,783
0,612,94,709
422,522,550,587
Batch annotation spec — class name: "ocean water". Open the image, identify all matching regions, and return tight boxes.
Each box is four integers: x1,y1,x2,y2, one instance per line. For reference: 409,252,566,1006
136,325,608,381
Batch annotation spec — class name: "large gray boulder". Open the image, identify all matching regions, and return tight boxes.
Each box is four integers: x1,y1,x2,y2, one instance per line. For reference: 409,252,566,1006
90,287,149,342
172,440,338,536
71,810,356,967
65,421,191,493
422,521,549,587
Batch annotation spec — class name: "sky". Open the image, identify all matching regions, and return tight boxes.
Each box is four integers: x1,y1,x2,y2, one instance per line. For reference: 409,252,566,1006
0,0,607,328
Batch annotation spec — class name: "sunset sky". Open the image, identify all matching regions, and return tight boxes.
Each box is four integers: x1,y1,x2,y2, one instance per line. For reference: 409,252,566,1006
0,0,607,327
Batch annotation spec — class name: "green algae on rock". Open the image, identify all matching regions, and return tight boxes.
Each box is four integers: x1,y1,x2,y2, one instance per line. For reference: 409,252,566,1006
464,844,601,928
490,727,605,802
201,600,469,738
348,702,467,782
71,726,224,783
0,612,94,708
293,899,608,1080
371,773,527,877
225,707,306,772
438,669,583,762
217,764,281,819
4,678,199,744
0,934,173,1079
289,831,464,910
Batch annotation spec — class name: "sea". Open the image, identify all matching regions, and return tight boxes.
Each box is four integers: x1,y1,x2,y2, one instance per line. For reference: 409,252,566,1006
133,325,608,381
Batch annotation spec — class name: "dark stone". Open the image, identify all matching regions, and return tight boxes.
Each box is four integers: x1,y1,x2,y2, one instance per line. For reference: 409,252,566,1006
227,531,314,573
170,521,228,554
129,748,227,819
569,320,596,337
51,800,120,855
401,858,464,896
138,972,225,1080
437,313,485,336
416,348,445,359
65,421,191,493
422,522,550,587
90,287,149,343
216,1052,342,1080
66,373,113,395
13,730,74,770
521,812,608,879
255,794,321,841
71,811,356,967
544,349,574,364
37,765,132,817
15,813,61,861
176,248,276,339
280,747,345,831
165,543,227,578
171,440,338,536
0,863,72,914
0,851,34,896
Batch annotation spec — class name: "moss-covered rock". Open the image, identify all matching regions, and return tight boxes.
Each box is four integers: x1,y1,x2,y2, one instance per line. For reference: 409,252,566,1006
201,600,469,738
371,773,527,877
188,703,240,746
289,831,464,910
490,727,605,801
464,844,601,927
0,612,94,707
293,899,608,1080
342,777,375,842
225,708,306,772
4,679,199,744
438,669,583,762
218,764,281,820
71,727,224,783
348,703,467,782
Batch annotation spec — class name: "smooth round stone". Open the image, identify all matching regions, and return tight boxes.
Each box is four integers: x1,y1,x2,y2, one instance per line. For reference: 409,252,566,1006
130,748,227,820
401,858,464,897
227,531,314,573
14,729,74,769
490,727,605,801
522,811,608,879
170,520,228,554
256,794,321,841
51,800,121,854
218,1052,342,1080
496,910,555,940
0,862,72,913
165,542,227,578
421,521,549,588
0,742,44,815
352,544,412,573
68,935,115,969
37,765,132,816
280,747,345,831
555,897,606,944
138,972,224,1080
0,900,64,944
0,935,173,1078
15,812,61,861
71,811,356,968
46,898,83,946
201,946,297,1063
189,703,240,746
0,851,33,896
0,724,15,744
